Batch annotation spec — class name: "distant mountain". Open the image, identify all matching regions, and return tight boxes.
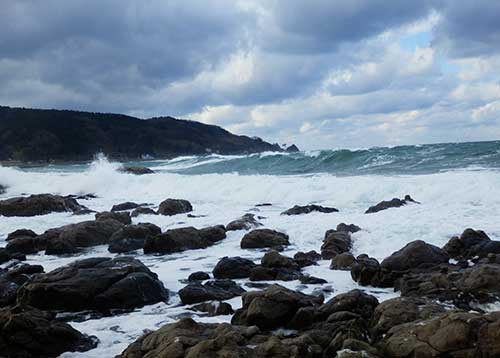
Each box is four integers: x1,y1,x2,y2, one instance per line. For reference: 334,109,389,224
0,106,283,162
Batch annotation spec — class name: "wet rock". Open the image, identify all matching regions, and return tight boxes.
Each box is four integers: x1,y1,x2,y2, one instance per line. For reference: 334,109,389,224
281,204,339,216
0,249,26,265
232,284,323,329
157,198,192,216
190,301,234,316
0,194,87,217
443,228,500,260
370,297,446,339
188,271,210,282
240,229,290,250
120,166,155,175
321,230,352,259
95,211,132,225
255,203,272,207
0,263,44,307
6,229,37,241
294,250,322,268
213,256,257,279
0,184,6,195
365,194,419,214
179,280,245,304
111,202,141,212
381,240,449,272
249,266,301,281
380,311,500,357
261,250,298,270
299,275,327,285
44,219,124,255
117,318,254,358
0,305,98,357
350,254,381,286
226,213,262,231
318,290,379,322
285,144,300,152
144,225,226,254
336,223,361,234
130,207,157,217
17,257,168,312
5,236,39,255
330,253,356,270
108,223,161,253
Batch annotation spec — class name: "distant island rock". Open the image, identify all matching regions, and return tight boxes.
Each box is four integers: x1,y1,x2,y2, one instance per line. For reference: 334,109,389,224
0,106,283,162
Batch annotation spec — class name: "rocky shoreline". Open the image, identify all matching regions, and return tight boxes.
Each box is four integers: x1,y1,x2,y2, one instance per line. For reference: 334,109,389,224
1,193,499,357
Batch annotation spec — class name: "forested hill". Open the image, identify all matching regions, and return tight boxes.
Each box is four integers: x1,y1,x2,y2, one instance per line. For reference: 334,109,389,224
0,106,282,162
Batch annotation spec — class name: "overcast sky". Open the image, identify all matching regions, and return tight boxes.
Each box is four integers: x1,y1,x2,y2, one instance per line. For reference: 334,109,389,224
1,1,500,149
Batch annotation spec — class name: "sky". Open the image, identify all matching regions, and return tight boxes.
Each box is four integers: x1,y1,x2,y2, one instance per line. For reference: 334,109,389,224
1,1,500,149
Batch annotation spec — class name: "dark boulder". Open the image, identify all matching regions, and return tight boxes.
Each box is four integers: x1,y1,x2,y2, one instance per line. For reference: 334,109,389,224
232,284,323,329
350,254,381,286
380,311,500,358
281,204,339,216
261,250,298,270
299,275,327,285
131,207,157,217
108,223,161,253
318,289,379,322
285,144,300,152
144,225,226,254
0,184,6,194
95,211,132,224
0,263,44,307
6,229,37,241
44,219,124,255
365,195,419,214
0,194,87,217
330,253,356,270
0,306,97,357
240,229,290,250
443,228,500,260
178,280,245,304
120,166,155,175
5,236,39,255
213,256,257,279
336,223,361,233
17,257,168,311
157,198,192,216
294,250,322,268
0,249,26,265
381,240,449,272
249,266,301,282
321,230,352,259
226,213,262,231
111,202,141,212
188,271,210,282
190,301,234,316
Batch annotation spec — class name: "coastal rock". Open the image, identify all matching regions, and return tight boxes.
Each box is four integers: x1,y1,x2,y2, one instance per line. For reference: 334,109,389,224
212,256,257,279
0,263,44,307
232,284,323,329
111,202,141,212
130,207,157,217
380,311,500,357
330,253,356,270
321,230,352,259
370,297,446,339
157,198,193,216
0,305,97,357
144,225,226,254
188,271,210,281
178,280,245,304
0,184,6,195
261,250,298,270
281,204,339,216
240,229,290,250
95,211,132,225
0,249,26,265
5,236,39,255
443,228,500,260
17,257,168,311
44,219,124,255
0,194,87,217
249,266,301,282
285,144,300,152
365,194,419,214
6,229,37,241
318,289,379,321
190,301,234,316
380,240,449,272
108,223,161,253
350,254,381,286
120,166,154,175
294,250,322,268
336,223,361,234
226,213,262,231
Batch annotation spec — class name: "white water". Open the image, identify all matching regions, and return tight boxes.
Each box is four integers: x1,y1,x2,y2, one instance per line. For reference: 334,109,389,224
1,157,500,357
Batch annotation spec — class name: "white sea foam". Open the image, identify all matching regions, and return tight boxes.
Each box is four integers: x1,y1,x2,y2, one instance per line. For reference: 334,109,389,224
1,156,500,357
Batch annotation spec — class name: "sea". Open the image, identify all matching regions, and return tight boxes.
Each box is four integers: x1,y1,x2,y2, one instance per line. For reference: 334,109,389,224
1,140,500,357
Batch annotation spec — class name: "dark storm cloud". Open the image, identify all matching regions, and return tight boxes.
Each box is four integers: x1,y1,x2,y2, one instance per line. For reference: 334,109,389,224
433,0,500,58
